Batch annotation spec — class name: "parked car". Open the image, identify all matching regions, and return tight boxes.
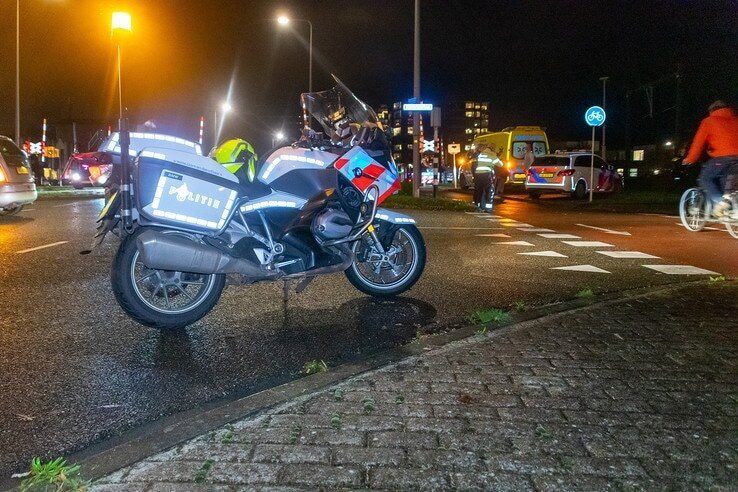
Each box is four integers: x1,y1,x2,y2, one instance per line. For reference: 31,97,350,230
62,130,203,189
525,151,623,199
0,136,37,216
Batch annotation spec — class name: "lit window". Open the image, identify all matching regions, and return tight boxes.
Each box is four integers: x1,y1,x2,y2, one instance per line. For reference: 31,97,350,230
633,149,644,161
464,144,471,151
629,168,638,177
465,128,473,134
465,111,474,117
392,127,401,136
465,102,474,109
407,127,413,135
475,104,480,109
481,103,488,110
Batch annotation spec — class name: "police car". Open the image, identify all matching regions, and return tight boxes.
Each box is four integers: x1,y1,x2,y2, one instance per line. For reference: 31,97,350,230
524,151,623,199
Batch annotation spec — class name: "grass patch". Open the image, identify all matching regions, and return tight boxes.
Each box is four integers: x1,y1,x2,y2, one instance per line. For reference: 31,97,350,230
289,425,302,444
194,459,214,483
20,457,89,492
383,193,474,211
564,189,682,215
576,288,594,299
302,359,328,375
330,412,342,429
534,423,552,440
362,397,376,414
470,308,511,325
333,388,344,402
514,301,527,312
475,325,488,337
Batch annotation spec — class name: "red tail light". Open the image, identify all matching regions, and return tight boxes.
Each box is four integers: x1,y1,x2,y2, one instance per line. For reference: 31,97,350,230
558,168,575,176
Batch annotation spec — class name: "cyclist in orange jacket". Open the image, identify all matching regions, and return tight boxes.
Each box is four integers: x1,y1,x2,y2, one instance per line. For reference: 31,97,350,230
683,100,738,216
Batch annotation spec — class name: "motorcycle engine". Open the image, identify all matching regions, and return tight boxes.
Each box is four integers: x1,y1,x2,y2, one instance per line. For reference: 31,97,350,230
312,208,354,241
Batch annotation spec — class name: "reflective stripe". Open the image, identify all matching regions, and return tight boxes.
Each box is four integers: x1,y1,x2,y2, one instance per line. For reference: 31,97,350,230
262,154,326,180
475,166,493,172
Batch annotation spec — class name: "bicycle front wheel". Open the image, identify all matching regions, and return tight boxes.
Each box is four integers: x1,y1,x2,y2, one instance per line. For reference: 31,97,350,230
679,188,711,232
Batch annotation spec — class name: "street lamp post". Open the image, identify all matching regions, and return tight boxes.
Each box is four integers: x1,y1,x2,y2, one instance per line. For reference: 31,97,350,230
276,15,313,93
599,76,609,159
412,0,421,198
15,0,20,144
112,11,132,228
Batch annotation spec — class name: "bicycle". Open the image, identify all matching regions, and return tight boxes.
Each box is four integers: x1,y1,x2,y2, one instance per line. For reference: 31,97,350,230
679,168,738,238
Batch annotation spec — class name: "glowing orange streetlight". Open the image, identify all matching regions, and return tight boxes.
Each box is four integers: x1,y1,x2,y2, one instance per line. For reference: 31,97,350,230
111,11,133,228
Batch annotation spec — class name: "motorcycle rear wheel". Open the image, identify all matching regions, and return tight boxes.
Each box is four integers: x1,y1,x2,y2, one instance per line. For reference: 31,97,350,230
345,224,426,297
111,228,226,329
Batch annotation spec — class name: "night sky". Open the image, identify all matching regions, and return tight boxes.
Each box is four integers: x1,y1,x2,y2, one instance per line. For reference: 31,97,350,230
0,0,736,152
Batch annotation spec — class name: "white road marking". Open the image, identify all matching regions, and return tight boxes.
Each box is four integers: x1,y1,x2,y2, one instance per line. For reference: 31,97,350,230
642,213,680,219
562,241,615,247
489,218,518,223
16,241,69,254
576,223,631,236
552,264,611,273
539,233,581,239
419,226,505,230
502,222,533,227
496,241,535,246
23,208,36,211
673,222,723,231
52,201,84,208
518,250,568,258
642,265,719,275
596,251,660,259
519,227,554,232
476,233,511,238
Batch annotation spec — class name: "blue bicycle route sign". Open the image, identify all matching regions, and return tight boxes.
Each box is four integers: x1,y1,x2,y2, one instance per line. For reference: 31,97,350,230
585,106,606,127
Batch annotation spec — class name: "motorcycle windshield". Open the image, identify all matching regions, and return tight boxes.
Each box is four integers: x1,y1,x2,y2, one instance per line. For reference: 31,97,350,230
302,75,378,135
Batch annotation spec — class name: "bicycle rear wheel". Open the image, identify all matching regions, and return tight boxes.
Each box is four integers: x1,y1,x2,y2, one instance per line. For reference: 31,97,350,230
679,188,711,232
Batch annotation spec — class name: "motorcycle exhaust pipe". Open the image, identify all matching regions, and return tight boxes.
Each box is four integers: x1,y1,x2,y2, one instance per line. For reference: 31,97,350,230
136,230,278,279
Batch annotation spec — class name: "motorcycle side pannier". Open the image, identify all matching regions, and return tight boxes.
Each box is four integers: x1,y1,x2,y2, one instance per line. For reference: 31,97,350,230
134,149,241,233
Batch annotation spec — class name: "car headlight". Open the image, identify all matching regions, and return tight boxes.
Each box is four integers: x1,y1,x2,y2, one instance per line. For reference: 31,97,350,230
72,172,81,181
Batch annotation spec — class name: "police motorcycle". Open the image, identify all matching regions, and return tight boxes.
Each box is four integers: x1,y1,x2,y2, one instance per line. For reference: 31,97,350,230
93,76,426,329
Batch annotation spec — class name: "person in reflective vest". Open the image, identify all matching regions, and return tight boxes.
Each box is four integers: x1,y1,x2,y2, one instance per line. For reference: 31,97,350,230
471,146,503,212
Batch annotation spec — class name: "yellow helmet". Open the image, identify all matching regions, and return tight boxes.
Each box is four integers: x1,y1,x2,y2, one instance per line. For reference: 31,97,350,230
211,138,258,182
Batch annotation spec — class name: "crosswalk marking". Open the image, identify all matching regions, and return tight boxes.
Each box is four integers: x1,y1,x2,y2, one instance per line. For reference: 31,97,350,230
642,265,719,275
496,241,535,246
519,227,554,232
576,223,631,236
539,233,580,239
518,251,568,257
501,222,532,227
552,264,611,273
596,251,660,259
475,233,510,238
562,241,614,247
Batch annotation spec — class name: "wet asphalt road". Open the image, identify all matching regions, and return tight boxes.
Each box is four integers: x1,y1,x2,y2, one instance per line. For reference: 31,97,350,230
0,195,735,477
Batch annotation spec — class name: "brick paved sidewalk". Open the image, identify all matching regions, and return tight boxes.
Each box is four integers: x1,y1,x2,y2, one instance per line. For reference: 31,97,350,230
93,283,737,490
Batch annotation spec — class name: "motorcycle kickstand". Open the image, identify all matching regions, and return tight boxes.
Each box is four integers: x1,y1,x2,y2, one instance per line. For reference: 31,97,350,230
282,279,290,309
295,276,314,294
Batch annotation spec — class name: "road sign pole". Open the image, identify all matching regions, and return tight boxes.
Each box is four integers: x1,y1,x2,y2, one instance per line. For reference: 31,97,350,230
589,126,595,203
452,153,457,189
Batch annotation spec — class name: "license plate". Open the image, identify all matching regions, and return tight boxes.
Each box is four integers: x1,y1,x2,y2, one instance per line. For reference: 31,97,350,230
15,166,29,174
513,173,526,180
539,173,554,178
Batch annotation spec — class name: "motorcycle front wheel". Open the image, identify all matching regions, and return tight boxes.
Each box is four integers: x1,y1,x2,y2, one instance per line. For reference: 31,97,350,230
111,229,226,330
345,224,426,297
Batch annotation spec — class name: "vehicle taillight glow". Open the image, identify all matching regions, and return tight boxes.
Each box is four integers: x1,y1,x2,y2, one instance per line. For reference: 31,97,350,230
558,169,575,176
0,169,5,182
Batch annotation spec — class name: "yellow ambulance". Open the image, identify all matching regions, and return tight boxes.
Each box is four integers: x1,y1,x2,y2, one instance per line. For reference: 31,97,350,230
472,126,549,184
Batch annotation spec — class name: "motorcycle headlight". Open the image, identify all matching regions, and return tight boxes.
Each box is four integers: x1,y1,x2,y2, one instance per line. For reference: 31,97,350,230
72,172,81,181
